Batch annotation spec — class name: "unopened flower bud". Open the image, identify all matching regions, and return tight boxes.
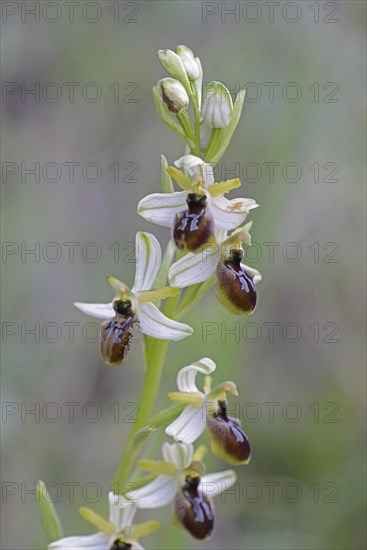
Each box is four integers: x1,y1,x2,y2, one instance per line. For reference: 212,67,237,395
207,401,251,465
158,49,191,94
159,78,189,114
100,299,137,366
173,192,214,251
174,475,214,540
176,45,201,80
216,248,257,315
202,82,233,128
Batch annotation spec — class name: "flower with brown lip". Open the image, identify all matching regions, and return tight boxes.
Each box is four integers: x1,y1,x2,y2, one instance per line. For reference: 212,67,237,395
166,358,251,465
169,224,262,315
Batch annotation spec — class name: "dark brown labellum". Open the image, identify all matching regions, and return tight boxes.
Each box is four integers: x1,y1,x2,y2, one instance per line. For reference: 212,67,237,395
100,300,137,366
174,475,214,540
110,539,132,550
207,400,251,464
216,248,257,315
173,193,214,251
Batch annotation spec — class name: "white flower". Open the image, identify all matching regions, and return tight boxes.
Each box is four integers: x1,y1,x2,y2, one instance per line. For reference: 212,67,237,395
168,225,262,315
165,358,252,464
165,357,232,443
123,442,236,540
48,493,157,550
202,82,233,128
74,232,192,349
137,155,258,234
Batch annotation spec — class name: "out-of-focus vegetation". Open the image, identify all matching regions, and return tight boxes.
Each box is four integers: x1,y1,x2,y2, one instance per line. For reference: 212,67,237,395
1,1,366,549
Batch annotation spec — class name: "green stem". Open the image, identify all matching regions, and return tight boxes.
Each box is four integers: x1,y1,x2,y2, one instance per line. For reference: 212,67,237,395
138,337,170,431
113,337,169,491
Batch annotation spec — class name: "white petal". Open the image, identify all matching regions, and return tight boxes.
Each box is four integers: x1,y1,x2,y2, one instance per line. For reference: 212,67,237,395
162,441,193,469
209,196,258,230
48,533,108,550
201,470,237,498
108,492,120,526
137,302,193,341
127,475,178,509
131,232,162,293
174,154,203,170
132,542,144,550
174,155,214,186
109,493,137,530
74,302,114,320
177,357,216,392
121,503,138,529
169,247,219,288
165,405,207,444
137,192,187,228
242,263,262,284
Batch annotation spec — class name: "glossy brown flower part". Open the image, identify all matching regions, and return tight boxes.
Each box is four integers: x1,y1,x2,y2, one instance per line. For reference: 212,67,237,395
173,193,214,251
100,299,138,366
207,400,251,465
110,540,132,550
216,248,257,315
174,475,215,540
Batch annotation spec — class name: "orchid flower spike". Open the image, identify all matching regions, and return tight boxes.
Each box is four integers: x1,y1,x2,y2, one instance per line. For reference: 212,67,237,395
137,155,258,252
74,232,193,366
165,357,251,465
122,442,236,541
169,224,262,315
48,493,159,550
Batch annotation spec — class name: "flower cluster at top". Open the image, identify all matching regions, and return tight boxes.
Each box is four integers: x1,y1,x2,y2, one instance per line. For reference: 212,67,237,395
43,45,262,550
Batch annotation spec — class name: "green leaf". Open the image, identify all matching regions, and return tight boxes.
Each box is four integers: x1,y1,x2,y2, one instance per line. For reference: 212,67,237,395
133,425,157,446
36,481,63,543
160,155,174,193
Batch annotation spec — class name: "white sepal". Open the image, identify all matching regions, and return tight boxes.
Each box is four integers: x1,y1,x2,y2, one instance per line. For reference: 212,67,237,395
200,470,237,498
132,232,162,293
137,191,187,228
74,302,114,320
137,302,193,341
169,246,220,288
128,475,178,510
48,532,108,549
165,405,207,444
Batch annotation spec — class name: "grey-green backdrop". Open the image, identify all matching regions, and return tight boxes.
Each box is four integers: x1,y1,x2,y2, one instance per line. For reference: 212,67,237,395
1,1,366,549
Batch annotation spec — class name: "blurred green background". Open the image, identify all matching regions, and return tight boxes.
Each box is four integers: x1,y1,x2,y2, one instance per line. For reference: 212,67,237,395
1,1,366,549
